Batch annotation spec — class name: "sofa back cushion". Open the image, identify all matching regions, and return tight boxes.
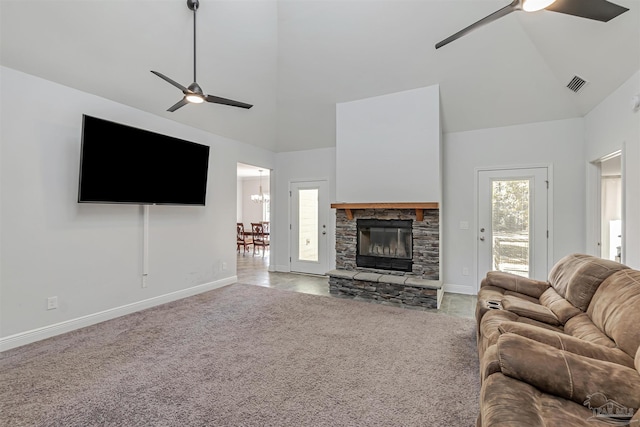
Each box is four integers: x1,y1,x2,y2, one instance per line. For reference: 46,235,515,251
539,287,582,324
548,253,629,311
587,269,640,358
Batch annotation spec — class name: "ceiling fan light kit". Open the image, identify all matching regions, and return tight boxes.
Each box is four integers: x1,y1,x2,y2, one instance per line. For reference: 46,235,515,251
435,0,629,49
186,94,204,104
522,0,556,12
151,0,253,112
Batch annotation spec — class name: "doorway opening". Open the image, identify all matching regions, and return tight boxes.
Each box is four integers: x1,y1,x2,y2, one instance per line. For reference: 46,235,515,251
236,163,271,260
595,153,623,262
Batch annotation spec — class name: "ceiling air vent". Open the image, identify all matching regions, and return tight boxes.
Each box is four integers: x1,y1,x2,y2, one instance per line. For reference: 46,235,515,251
567,75,588,93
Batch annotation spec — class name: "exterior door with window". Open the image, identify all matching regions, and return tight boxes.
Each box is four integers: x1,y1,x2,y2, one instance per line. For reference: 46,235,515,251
477,168,548,283
290,180,329,275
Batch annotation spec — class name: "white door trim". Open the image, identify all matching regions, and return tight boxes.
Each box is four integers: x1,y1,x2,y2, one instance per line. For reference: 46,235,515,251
289,179,330,275
474,164,553,290
588,148,625,263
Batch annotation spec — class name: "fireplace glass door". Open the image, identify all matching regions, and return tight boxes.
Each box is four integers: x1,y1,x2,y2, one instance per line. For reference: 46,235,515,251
356,219,413,272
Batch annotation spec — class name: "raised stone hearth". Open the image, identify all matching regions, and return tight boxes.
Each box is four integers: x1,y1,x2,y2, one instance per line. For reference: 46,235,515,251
328,269,443,309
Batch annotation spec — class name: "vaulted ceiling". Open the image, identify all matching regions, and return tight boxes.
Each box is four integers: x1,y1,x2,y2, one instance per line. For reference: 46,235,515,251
1,0,638,152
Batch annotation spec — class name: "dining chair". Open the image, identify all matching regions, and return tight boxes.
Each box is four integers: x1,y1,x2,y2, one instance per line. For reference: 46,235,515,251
237,223,253,254
251,222,270,257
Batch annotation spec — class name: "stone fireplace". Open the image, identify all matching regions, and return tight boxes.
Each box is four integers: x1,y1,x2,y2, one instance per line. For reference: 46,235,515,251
328,203,442,309
332,86,443,308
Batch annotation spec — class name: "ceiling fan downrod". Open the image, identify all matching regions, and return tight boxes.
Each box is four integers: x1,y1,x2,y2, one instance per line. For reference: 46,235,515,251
188,0,199,84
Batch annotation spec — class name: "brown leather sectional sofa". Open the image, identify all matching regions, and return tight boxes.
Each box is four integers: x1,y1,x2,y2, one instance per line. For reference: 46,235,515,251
475,254,640,426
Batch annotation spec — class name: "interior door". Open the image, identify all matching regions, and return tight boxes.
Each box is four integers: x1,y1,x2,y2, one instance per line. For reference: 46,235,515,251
477,168,548,282
290,180,329,275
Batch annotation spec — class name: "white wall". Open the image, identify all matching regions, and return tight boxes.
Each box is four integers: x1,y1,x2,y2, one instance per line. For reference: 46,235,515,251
584,70,640,268
236,178,243,223
273,148,336,272
442,118,586,294
240,176,270,225
336,86,441,203
0,67,274,348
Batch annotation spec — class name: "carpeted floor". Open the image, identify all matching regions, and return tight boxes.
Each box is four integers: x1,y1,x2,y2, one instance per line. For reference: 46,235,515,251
1,284,480,426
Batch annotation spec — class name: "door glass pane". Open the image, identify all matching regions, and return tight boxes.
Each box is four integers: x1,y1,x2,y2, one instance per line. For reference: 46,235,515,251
492,179,530,277
298,189,318,261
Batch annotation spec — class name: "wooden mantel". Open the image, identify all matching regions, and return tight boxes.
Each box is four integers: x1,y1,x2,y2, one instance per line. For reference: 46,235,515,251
330,202,439,221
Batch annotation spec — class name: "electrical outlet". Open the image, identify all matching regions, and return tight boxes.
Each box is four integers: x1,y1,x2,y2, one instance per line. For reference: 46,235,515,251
221,261,228,271
462,267,469,276
47,296,58,310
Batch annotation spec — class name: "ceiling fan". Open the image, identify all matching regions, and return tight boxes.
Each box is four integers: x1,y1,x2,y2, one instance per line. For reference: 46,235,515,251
151,0,252,112
435,0,629,49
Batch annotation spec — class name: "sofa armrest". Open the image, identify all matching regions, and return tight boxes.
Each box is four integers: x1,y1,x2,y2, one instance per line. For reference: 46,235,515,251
480,343,502,381
498,321,636,368
483,271,549,299
497,333,640,410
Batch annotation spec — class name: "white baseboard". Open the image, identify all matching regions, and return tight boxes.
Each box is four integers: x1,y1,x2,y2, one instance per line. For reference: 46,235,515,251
0,276,237,352
443,283,477,295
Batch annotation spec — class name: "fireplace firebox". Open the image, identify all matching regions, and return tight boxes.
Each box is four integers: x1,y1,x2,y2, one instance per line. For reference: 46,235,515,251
356,219,413,272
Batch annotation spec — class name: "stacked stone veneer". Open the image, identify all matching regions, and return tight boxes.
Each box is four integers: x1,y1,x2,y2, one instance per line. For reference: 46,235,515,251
329,208,442,309
335,208,439,278
328,270,442,309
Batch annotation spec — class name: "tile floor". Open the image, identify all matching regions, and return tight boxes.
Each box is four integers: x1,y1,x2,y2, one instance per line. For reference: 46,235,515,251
236,251,477,319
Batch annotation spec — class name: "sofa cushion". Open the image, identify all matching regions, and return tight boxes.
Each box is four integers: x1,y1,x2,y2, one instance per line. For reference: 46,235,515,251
497,334,640,410
501,295,561,326
587,269,640,358
538,287,582,324
548,254,629,312
564,313,616,348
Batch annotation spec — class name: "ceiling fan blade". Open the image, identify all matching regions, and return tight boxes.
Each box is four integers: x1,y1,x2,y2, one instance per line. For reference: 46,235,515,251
151,71,188,93
167,98,189,112
545,0,629,22
205,95,253,109
435,1,519,49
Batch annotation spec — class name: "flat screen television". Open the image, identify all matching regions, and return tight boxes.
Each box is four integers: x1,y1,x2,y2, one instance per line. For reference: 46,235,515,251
78,115,210,205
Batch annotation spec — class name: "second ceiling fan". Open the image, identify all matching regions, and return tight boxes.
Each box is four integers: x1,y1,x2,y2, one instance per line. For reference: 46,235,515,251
151,0,252,112
435,0,629,49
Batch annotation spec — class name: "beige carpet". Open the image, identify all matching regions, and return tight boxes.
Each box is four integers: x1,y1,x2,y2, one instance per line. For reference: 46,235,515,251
1,283,479,426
